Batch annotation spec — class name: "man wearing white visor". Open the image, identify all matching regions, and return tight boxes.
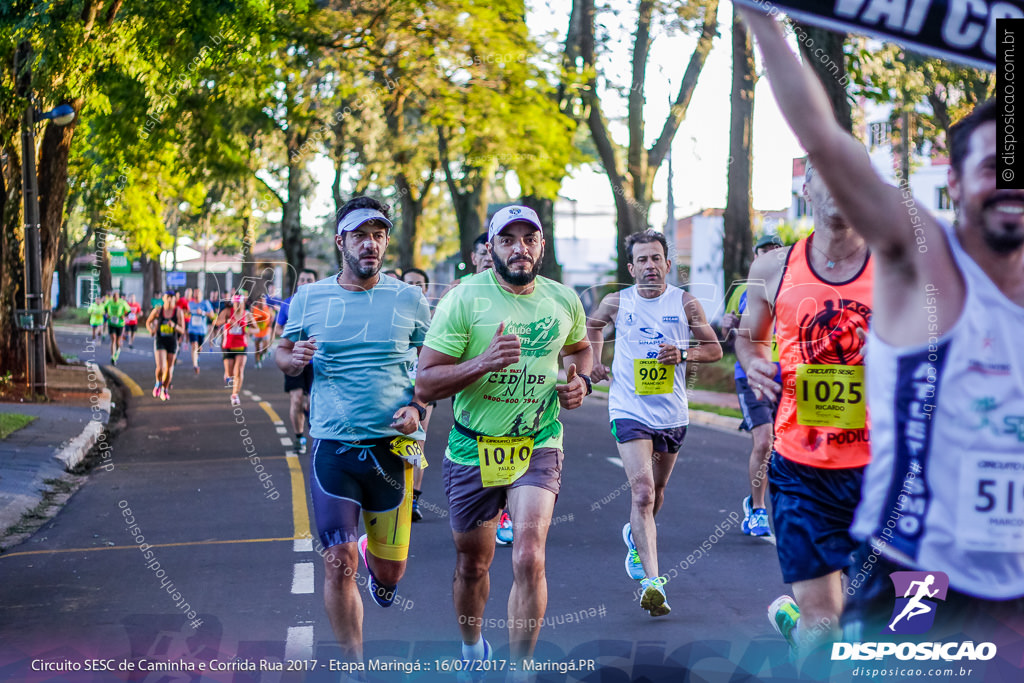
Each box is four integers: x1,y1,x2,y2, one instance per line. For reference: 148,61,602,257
276,196,432,663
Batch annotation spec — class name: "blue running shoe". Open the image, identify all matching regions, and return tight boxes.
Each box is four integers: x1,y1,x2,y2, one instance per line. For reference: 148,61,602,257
640,576,671,617
495,510,513,546
742,496,772,537
458,638,492,683
358,534,396,607
622,522,645,580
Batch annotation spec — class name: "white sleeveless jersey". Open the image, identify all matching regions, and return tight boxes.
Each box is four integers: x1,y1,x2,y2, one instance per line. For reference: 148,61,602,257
851,222,1024,598
608,285,690,429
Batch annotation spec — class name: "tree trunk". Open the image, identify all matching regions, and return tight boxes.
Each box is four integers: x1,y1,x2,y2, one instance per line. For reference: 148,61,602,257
520,194,562,282
613,190,649,286
795,24,853,133
37,98,81,364
141,254,161,315
394,172,420,272
722,13,757,289
0,137,26,379
97,230,112,294
280,156,305,295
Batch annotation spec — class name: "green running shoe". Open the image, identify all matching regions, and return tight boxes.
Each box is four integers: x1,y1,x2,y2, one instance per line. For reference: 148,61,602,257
640,576,671,617
768,595,801,652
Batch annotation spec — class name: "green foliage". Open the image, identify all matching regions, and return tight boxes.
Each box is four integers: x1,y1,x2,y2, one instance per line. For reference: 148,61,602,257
774,220,813,246
847,40,994,159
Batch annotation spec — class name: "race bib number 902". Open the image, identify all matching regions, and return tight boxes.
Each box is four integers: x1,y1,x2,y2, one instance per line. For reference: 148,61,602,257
633,359,674,395
794,364,865,429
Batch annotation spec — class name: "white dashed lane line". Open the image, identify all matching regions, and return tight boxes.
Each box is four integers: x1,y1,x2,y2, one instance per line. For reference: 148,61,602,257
291,562,315,594
285,625,314,660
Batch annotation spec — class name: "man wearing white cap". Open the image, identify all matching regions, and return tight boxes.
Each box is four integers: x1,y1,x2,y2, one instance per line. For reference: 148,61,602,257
416,205,593,668
275,196,432,663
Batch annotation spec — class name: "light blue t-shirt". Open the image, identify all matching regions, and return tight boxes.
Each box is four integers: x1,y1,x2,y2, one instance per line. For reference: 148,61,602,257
187,300,214,334
283,276,431,442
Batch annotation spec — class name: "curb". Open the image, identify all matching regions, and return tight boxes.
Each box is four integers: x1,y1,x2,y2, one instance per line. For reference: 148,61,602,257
54,361,113,472
586,389,745,434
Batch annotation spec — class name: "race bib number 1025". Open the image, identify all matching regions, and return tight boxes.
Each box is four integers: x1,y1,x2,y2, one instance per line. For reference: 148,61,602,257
794,364,865,429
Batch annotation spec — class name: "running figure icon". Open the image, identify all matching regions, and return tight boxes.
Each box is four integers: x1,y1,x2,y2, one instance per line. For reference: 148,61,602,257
888,574,939,631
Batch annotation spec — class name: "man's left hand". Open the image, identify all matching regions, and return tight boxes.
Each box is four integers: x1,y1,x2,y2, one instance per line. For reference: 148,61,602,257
390,406,420,435
556,363,587,410
656,343,685,365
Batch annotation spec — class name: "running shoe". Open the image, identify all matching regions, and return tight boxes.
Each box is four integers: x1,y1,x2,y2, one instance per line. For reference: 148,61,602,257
358,534,396,607
742,496,772,537
194,364,200,375
495,510,513,546
230,394,241,406
153,382,161,398
457,638,492,683
639,576,671,617
622,522,645,580
768,595,801,652
297,436,308,455
159,386,169,401
411,496,423,523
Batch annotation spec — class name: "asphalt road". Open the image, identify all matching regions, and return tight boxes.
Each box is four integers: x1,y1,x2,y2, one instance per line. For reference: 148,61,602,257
0,329,939,682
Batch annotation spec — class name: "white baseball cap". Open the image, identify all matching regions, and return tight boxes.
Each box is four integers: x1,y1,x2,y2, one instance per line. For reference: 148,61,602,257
487,205,542,243
337,208,393,235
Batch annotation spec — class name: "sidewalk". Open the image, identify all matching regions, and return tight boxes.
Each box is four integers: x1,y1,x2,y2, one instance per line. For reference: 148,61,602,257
0,362,114,550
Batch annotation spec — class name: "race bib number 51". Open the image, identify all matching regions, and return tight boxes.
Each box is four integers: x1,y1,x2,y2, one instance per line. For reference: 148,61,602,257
633,359,674,395
958,452,1024,553
478,435,534,487
795,364,865,429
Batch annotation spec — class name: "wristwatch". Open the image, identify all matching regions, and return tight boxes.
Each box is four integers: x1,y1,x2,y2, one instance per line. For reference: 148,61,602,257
680,348,688,361
406,402,428,420
578,373,593,396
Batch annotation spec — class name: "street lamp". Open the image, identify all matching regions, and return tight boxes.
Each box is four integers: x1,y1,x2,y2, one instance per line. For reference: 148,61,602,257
15,43,76,400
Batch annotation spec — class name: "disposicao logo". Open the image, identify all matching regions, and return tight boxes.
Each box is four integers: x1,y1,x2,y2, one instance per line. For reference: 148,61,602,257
885,571,948,635
832,570,997,663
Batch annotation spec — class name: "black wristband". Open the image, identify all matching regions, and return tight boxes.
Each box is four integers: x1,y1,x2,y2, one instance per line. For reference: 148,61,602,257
578,373,593,396
407,402,427,421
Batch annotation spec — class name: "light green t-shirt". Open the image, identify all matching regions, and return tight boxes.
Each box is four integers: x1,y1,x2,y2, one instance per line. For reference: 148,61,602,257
105,298,131,326
88,302,105,326
424,270,587,465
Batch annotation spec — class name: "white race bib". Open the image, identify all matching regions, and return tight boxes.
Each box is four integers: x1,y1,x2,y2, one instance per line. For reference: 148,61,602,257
957,452,1024,553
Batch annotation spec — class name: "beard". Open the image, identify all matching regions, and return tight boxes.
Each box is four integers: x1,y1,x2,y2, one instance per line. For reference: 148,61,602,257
980,200,1024,255
342,245,382,280
493,246,544,286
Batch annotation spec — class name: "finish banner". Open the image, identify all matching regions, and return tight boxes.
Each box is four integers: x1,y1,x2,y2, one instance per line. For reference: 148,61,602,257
734,0,1023,71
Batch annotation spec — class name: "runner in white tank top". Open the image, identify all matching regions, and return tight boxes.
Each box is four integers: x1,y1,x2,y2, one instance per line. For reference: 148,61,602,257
588,230,722,617
745,6,1024,646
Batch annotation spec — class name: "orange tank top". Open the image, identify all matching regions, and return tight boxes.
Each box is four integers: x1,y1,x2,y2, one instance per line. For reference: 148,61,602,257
773,236,873,469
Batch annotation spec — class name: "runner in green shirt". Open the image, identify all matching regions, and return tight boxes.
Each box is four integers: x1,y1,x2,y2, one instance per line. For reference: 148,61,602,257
87,296,106,341
416,205,592,669
104,292,132,364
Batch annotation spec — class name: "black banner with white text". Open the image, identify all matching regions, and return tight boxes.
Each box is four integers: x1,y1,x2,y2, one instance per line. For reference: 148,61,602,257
735,0,1022,71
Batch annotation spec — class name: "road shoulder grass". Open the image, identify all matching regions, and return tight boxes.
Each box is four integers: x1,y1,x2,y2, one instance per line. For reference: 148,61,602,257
0,413,36,440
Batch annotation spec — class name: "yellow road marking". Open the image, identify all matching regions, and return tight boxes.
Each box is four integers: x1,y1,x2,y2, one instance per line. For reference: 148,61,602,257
105,365,143,396
258,400,311,541
259,401,283,425
0,536,299,560
287,455,312,541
